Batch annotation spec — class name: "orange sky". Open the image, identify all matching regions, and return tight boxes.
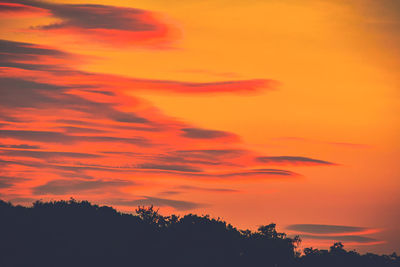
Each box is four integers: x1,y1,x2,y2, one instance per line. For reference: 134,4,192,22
0,0,399,254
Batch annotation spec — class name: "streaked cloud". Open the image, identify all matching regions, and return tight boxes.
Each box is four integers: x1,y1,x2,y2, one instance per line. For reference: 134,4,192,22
0,143,41,149
32,179,135,195
0,39,68,58
175,149,245,158
0,176,29,188
257,156,335,166
181,128,236,139
287,224,383,245
178,185,240,193
0,130,150,146
0,25,335,225
216,169,297,178
287,224,369,235
137,163,203,173
1,1,179,48
58,126,108,134
0,2,47,17
0,77,149,124
0,149,101,159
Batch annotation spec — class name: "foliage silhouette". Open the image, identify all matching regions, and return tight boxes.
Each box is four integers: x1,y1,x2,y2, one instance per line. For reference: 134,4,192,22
0,199,398,267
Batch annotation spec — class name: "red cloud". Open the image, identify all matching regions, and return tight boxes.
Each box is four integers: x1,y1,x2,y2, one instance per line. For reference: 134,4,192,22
0,3,48,17
3,1,180,48
0,39,323,205
256,156,336,166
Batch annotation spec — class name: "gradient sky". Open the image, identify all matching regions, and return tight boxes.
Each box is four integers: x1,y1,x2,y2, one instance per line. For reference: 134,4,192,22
0,0,399,254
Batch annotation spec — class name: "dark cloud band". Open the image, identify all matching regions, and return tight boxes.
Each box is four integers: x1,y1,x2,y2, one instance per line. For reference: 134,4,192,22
257,156,334,166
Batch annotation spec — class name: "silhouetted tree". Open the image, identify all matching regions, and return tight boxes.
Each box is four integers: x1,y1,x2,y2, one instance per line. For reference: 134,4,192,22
299,242,400,267
0,199,398,267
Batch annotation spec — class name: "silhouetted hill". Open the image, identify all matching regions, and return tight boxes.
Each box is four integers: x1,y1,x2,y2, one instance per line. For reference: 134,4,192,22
0,199,398,267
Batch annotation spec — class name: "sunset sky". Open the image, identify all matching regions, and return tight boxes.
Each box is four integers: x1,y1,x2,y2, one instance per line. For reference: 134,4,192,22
0,0,399,254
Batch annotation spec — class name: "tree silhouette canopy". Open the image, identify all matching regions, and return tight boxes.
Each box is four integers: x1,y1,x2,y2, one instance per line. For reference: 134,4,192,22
0,199,398,267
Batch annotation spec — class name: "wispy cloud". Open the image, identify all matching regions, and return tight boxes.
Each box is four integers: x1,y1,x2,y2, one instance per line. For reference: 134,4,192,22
137,163,203,173
32,179,135,195
257,156,335,166
0,2,48,17
0,176,29,188
0,143,41,149
287,224,383,245
287,224,372,235
0,149,101,159
0,130,150,146
1,1,179,48
181,128,236,139
178,185,240,193
0,37,325,205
